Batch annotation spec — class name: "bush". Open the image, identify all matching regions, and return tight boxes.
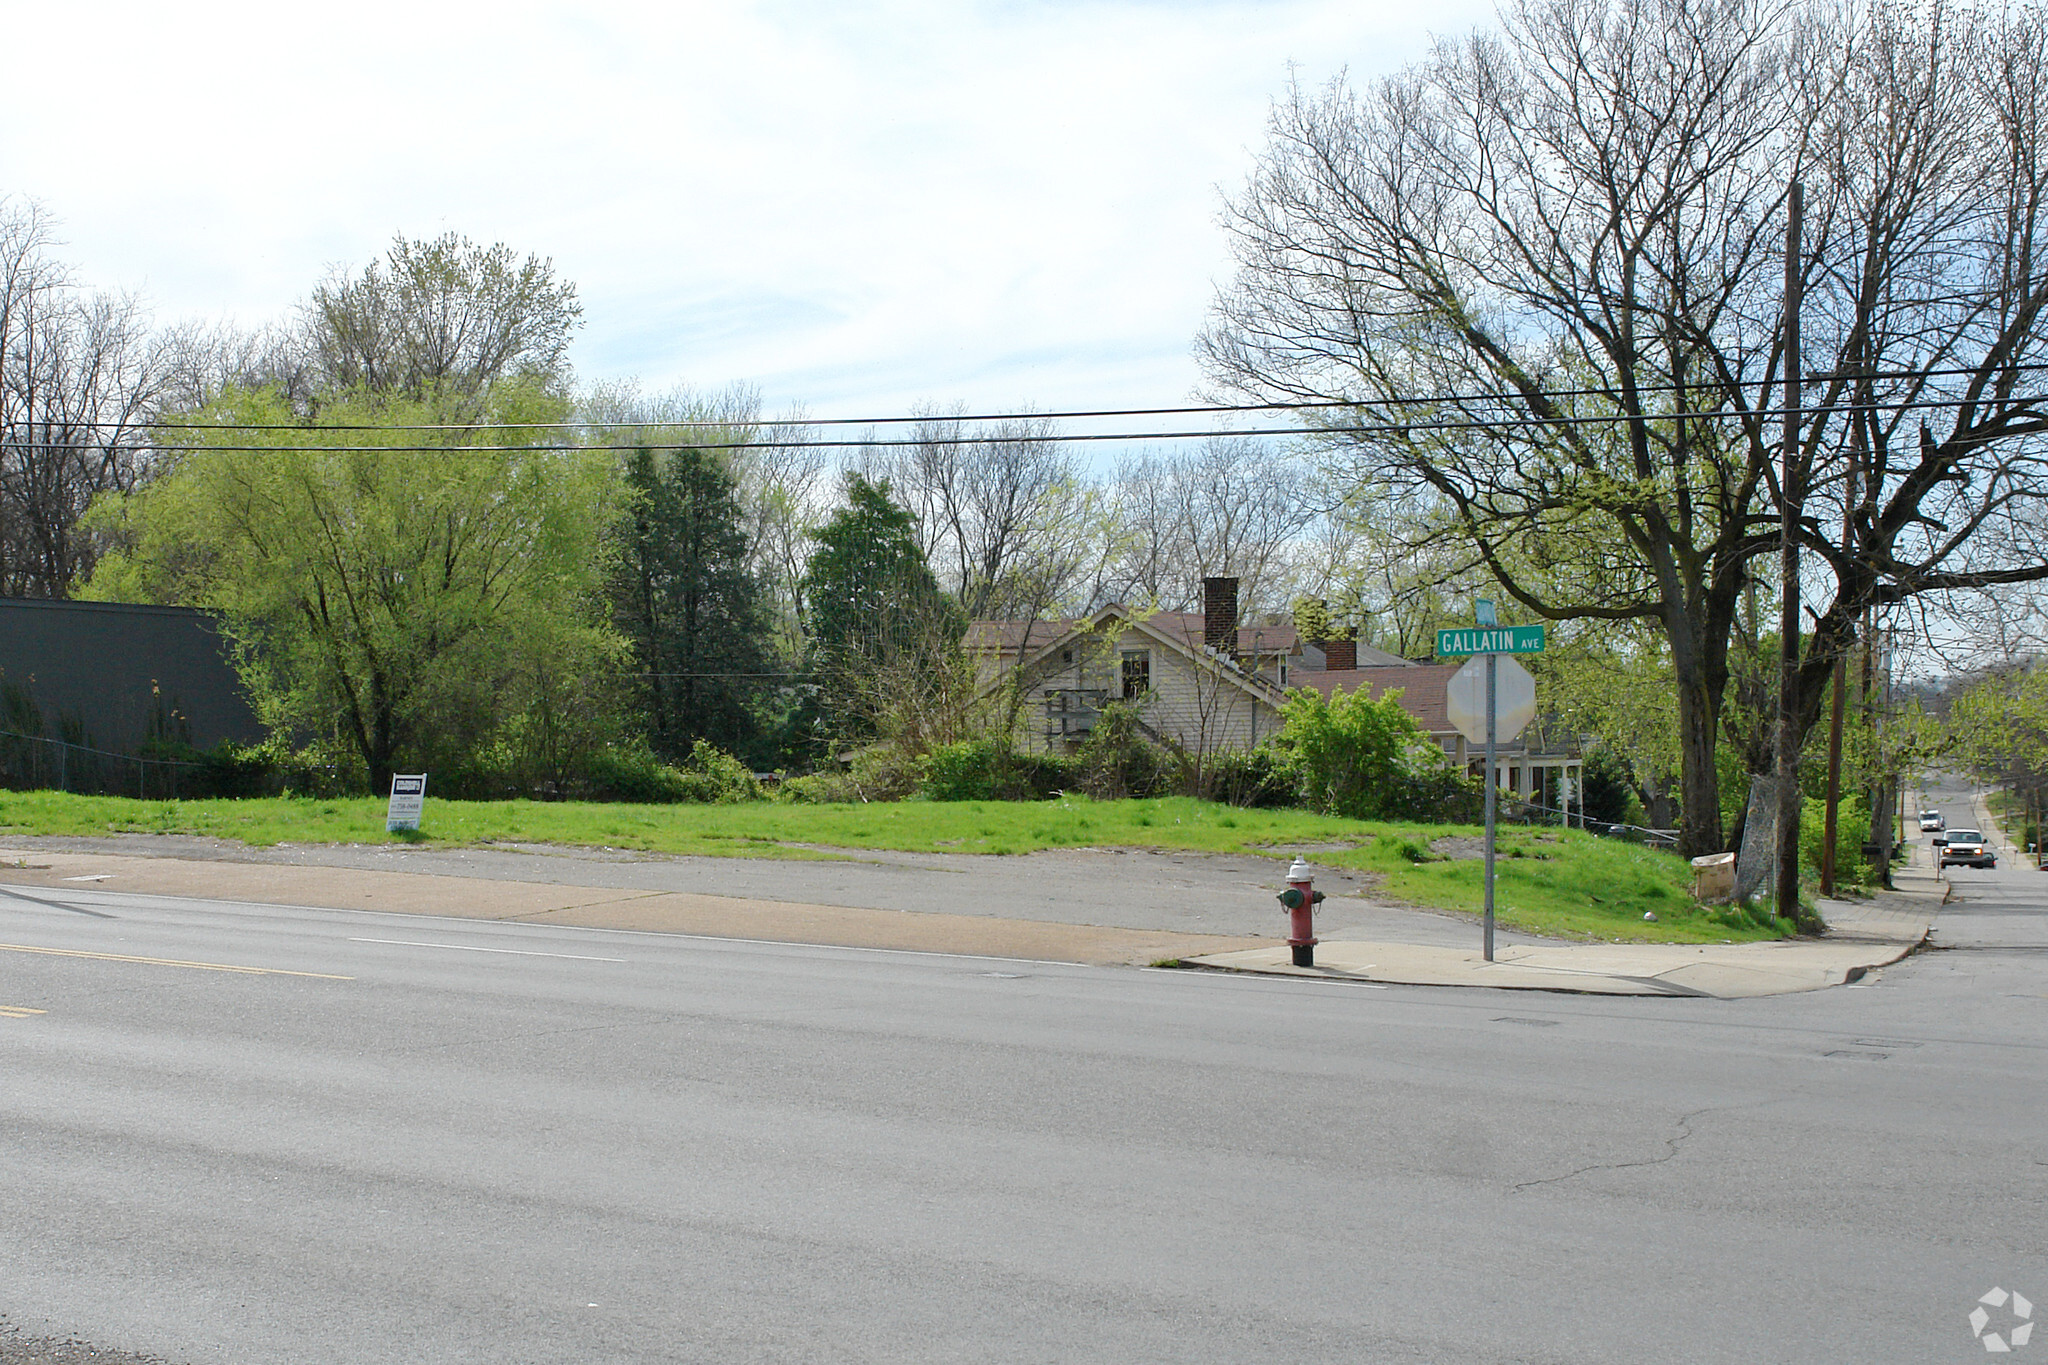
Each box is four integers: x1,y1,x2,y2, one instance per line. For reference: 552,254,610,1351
920,740,1083,802
184,739,288,798
920,739,1004,801
1276,684,1430,819
1009,749,1083,798
1075,703,1181,800
576,744,692,802
132,737,339,800
1579,745,1635,827
578,740,760,804
1201,745,1302,808
1380,755,1484,824
779,744,923,804
1799,792,1872,886
671,740,763,804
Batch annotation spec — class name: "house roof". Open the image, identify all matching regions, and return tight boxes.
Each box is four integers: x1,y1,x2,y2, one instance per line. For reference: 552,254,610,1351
1290,664,1463,735
993,603,1290,707
1343,642,1423,668
964,618,1081,653
1145,612,1299,655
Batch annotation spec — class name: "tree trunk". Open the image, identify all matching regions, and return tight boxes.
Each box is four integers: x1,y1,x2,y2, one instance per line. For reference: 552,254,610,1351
1673,666,1725,857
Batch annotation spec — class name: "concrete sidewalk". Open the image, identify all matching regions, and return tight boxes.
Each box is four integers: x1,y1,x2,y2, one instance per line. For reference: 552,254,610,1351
1183,860,1945,999
0,837,1944,998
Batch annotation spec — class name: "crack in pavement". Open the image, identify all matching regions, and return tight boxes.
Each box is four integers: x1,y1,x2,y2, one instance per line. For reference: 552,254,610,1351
1510,1105,1723,1193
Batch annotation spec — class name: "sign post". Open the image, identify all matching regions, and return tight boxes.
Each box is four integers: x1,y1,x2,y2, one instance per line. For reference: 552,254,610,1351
1439,622,1545,961
386,773,427,833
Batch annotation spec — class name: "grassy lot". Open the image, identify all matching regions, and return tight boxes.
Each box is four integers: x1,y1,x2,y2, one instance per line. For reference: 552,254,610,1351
0,790,1786,943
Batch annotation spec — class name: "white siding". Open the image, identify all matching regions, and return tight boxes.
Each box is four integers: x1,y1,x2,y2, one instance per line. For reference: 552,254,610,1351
1007,624,1282,755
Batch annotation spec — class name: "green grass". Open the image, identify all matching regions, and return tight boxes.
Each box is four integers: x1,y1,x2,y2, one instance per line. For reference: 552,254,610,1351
0,791,1380,859
0,790,1779,942
1311,826,1793,944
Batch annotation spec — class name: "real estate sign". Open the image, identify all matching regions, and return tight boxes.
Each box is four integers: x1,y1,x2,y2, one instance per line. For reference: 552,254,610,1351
386,773,427,832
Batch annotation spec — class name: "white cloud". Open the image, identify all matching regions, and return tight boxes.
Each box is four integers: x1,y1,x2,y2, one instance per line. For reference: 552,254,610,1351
2,0,1492,416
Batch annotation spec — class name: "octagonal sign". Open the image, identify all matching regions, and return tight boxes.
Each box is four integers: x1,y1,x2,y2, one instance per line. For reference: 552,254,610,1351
1446,653,1536,744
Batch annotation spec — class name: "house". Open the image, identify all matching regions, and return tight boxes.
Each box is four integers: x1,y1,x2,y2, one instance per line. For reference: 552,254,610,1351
968,581,1286,755
969,576,1435,757
968,576,1586,819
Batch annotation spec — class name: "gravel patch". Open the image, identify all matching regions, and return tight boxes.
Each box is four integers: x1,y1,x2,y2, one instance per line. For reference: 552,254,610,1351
0,1320,178,1365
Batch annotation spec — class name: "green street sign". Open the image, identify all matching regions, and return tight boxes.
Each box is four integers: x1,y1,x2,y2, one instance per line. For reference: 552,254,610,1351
1436,625,1546,656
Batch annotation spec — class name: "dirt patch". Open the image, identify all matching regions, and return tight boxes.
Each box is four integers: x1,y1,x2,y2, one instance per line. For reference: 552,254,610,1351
1430,836,1487,860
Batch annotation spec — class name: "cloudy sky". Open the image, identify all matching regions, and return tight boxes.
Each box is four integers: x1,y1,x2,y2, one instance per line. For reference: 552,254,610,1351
4,0,1492,422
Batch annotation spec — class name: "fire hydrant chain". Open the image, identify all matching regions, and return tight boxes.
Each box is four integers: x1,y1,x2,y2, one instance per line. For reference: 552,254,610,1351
1277,856,1325,968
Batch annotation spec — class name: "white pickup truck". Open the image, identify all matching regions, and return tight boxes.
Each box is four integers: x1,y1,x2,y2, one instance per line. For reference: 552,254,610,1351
1938,828,1996,869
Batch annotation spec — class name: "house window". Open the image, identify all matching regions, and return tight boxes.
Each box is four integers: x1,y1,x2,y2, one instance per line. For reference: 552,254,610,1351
1120,649,1150,700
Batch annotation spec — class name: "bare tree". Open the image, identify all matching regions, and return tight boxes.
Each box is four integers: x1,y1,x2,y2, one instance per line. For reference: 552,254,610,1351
0,199,169,597
1293,483,1496,658
1099,437,1316,615
306,233,582,402
1204,0,2048,855
154,318,316,414
858,409,1104,621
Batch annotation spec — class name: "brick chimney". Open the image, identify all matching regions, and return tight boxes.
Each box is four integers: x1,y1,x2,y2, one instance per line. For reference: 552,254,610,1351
1202,576,1238,652
1319,636,1357,671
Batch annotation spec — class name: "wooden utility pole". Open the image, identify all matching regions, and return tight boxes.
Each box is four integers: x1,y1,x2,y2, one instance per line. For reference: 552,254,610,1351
1775,181,1805,923
1819,380,1862,895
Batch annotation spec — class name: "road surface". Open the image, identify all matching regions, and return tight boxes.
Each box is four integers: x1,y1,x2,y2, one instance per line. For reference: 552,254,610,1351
1,870,2042,1362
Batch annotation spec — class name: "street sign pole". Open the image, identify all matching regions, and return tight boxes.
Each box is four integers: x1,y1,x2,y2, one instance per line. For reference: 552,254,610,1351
1484,652,1497,962
1440,620,1542,965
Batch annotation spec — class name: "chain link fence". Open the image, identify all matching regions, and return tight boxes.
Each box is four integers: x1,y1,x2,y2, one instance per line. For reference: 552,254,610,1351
0,727,204,798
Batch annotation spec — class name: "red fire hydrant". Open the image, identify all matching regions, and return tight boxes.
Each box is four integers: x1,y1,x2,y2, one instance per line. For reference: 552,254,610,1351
1277,856,1325,967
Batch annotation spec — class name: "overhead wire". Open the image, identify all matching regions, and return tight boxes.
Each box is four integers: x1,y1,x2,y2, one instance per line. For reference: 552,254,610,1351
2,393,2041,454
13,361,2048,437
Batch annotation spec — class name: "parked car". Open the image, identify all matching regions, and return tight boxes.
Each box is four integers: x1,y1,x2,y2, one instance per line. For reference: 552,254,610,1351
1919,810,1944,831
1939,829,1996,869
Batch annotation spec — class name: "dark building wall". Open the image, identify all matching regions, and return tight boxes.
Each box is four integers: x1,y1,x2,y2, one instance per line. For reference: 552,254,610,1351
0,598,263,753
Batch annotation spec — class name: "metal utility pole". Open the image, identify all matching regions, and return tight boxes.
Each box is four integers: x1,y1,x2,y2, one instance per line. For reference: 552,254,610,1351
1775,181,1805,924
1484,650,1497,962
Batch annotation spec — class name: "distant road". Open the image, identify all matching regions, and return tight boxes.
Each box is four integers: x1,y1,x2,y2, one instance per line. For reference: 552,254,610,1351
2,882,2043,1363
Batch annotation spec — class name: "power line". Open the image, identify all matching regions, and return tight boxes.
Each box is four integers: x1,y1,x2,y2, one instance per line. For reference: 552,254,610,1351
4,394,2040,454
15,361,2048,436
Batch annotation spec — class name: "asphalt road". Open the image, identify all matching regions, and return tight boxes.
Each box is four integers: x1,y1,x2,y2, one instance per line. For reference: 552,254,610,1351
1,875,2042,1363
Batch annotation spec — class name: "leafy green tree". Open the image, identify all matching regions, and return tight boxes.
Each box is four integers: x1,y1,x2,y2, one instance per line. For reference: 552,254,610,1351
1947,663,2048,849
611,441,771,763
1533,626,1684,826
799,473,966,749
83,385,621,792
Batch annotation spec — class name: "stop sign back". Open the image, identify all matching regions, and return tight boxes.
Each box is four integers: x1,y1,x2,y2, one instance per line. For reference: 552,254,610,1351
1445,653,1536,744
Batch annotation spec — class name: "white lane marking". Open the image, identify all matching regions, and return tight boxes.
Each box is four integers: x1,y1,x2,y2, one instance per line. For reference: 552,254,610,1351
349,937,625,963
61,875,113,882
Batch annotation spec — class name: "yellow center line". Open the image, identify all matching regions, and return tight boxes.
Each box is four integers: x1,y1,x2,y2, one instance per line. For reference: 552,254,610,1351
2,1005,47,1018
0,942,352,980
